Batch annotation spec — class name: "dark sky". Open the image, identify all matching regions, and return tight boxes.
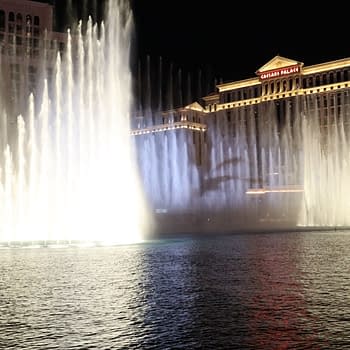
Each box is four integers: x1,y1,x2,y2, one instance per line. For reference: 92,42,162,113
132,1,350,83
38,0,350,85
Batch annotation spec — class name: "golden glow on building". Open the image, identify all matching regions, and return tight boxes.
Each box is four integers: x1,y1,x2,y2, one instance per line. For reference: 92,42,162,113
131,121,207,136
132,55,350,209
246,186,304,195
194,55,350,114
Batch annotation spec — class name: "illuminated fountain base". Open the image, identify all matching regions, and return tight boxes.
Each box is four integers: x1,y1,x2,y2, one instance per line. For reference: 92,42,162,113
0,239,145,249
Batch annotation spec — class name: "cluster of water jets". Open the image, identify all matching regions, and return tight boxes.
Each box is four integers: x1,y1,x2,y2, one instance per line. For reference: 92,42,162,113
0,0,150,245
2,0,350,244
135,90,350,230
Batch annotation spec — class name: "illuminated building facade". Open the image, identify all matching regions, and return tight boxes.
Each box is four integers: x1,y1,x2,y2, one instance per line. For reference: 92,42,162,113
134,56,350,232
1,1,350,232
201,55,350,189
0,0,65,119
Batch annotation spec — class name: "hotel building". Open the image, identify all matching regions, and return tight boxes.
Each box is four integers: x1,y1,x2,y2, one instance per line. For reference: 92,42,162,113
133,55,350,232
1,1,350,232
0,0,65,121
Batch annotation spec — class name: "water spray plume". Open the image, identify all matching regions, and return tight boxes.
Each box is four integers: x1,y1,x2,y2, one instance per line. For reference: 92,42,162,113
0,0,150,246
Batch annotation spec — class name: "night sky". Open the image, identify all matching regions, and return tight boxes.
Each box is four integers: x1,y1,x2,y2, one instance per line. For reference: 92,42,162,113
132,1,350,83
36,1,350,89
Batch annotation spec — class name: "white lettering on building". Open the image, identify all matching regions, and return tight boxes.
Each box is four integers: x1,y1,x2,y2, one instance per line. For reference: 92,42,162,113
259,66,300,80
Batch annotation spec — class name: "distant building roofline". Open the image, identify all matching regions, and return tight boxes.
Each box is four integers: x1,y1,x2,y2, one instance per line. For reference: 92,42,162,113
216,56,350,92
0,0,53,8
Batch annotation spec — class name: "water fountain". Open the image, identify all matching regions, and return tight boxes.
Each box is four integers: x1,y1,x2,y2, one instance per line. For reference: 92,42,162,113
2,0,350,243
134,66,350,234
0,0,150,246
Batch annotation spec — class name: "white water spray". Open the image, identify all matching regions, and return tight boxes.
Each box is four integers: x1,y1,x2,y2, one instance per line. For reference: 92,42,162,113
0,0,150,245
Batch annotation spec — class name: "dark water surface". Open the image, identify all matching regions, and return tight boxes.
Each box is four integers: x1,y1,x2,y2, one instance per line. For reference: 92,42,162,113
1,231,350,349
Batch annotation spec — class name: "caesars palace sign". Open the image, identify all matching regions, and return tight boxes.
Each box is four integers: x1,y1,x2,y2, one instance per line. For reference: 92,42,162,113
258,65,300,80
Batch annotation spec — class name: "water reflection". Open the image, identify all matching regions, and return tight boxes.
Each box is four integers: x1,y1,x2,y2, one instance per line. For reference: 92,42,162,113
298,231,350,348
246,234,323,348
138,240,198,348
0,245,146,349
1,232,350,349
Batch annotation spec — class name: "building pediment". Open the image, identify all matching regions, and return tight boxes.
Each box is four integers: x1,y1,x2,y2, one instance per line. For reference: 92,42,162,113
184,101,204,112
256,55,303,73
256,55,304,80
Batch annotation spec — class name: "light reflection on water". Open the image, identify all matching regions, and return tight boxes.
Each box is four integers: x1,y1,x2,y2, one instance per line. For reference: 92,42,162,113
1,231,350,349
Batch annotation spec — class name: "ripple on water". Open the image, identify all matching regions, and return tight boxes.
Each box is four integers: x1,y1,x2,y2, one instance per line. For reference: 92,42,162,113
1,232,350,349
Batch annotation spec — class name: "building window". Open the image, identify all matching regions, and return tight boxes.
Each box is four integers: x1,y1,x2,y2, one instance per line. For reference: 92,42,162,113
16,13,23,32
16,13,22,23
322,73,327,85
0,10,5,31
264,84,268,95
276,81,280,93
254,87,259,97
302,78,307,88
8,22,14,33
336,71,342,83
308,77,313,88
9,12,14,22
282,80,287,92
34,16,40,26
316,75,320,86
232,91,236,101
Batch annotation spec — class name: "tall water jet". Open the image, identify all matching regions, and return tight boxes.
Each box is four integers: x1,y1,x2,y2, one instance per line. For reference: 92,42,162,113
0,0,150,245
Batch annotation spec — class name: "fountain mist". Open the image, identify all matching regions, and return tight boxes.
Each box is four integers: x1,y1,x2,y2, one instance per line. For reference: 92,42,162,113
0,0,150,245
135,58,350,234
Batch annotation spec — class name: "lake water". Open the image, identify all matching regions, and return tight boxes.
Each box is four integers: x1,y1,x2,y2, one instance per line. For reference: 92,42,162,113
1,231,350,349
